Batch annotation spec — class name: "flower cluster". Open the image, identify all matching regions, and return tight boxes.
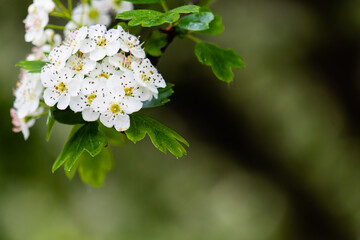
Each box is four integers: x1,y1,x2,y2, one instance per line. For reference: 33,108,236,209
41,24,166,131
24,0,55,46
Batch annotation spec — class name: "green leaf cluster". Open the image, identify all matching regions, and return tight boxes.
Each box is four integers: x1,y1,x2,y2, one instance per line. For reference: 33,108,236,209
116,5,200,27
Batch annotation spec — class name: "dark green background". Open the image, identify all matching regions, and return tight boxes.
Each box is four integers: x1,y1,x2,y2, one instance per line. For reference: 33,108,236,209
1,0,360,239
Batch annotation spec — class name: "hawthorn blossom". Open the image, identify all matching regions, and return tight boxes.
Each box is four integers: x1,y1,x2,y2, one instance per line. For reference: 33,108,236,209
104,0,133,13
118,26,145,59
108,52,140,73
14,71,43,118
10,108,36,140
65,27,88,54
88,58,118,80
33,0,55,13
131,58,166,97
48,45,72,69
41,66,83,109
65,2,111,30
80,25,120,61
65,52,96,75
24,6,49,46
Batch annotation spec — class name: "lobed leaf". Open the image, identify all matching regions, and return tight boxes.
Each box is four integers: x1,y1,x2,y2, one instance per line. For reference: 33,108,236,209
116,5,200,27
144,30,168,57
52,107,86,125
194,42,244,83
52,122,107,172
178,11,214,31
78,147,114,188
16,60,47,73
199,14,224,35
125,113,189,158
142,83,174,108
99,124,127,146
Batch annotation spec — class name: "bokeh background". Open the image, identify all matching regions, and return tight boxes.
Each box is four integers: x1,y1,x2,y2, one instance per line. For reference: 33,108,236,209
1,0,360,239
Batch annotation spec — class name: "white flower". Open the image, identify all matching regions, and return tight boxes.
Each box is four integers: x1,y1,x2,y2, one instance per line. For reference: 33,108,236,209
14,71,43,118
10,108,36,140
65,52,96,75
80,25,120,61
131,58,166,97
108,52,140,73
118,26,145,59
65,27,88,54
104,0,133,13
69,77,106,121
88,58,118,80
92,83,141,131
41,66,83,109
65,3,111,30
48,45,72,69
24,6,49,46
33,0,55,13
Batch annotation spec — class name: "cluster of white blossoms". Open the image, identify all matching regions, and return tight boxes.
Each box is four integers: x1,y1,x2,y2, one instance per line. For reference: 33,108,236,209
41,24,166,131
14,0,142,139
24,0,56,46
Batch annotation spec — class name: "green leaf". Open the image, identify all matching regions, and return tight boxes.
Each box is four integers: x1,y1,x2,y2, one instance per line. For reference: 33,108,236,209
52,122,107,172
124,0,161,3
52,107,86,125
144,30,168,57
199,14,224,35
65,160,79,180
142,83,174,108
125,113,189,158
46,110,55,141
16,60,47,73
116,5,200,27
178,11,214,31
78,147,114,188
99,124,127,146
194,42,244,83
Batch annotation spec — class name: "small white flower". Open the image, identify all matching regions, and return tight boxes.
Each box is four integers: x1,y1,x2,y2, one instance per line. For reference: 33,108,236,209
80,25,120,61
10,108,35,140
131,58,166,97
69,77,106,121
65,27,88,54
118,26,145,59
65,52,96,75
33,0,55,13
14,71,43,118
48,45,72,69
24,6,49,46
65,3,111,30
104,0,133,13
41,66,83,109
108,52,140,73
88,58,119,80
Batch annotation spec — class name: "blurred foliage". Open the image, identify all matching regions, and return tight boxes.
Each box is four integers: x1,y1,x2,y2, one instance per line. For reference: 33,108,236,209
1,0,360,240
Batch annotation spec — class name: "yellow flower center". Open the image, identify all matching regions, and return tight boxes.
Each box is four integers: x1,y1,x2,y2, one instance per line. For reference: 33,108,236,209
89,9,99,20
99,73,109,79
87,94,97,105
124,87,133,97
56,82,67,93
96,38,107,47
110,103,121,114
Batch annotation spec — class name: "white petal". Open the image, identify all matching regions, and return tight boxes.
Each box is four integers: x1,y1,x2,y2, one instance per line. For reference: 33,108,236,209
114,114,130,131
69,95,85,112
82,108,100,122
106,40,121,56
100,113,114,128
80,39,95,53
43,87,60,106
57,95,70,110
130,46,145,59
105,29,120,42
90,48,106,61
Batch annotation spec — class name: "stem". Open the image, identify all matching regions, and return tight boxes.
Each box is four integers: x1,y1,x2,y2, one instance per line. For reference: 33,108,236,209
53,0,70,15
46,24,66,30
160,0,169,12
68,0,72,13
186,34,201,43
